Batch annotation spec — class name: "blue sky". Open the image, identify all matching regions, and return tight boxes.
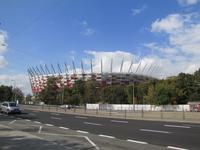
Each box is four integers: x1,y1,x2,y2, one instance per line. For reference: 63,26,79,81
0,0,200,94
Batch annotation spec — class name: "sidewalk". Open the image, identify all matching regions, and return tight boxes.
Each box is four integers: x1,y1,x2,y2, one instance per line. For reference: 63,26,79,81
21,105,200,124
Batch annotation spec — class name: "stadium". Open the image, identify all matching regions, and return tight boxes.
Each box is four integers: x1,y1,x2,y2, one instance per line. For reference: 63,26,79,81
27,60,157,94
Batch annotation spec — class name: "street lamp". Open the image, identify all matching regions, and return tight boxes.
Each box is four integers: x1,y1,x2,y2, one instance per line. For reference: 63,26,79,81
133,82,135,111
11,80,16,102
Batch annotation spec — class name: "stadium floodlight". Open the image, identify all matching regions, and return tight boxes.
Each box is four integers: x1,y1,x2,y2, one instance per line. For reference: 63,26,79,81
141,63,148,75
32,67,39,76
135,61,141,74
120,59,124,73
101,59,103,74
90,59,93,74
51,64,56,75
36,66,42,75
145,63,154,76
40,64,46,75
81,60,85,74
110,58,113,73
64,63,69,74
128,60,133,73
57,63,62,74
45,64,51,75
27,68,34,77
72,60,76,74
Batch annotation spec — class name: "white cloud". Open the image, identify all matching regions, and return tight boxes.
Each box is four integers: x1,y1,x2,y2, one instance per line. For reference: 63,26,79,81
144,42,178,54
0,30,8,54
81,20,88,27
0,74,32,95
80,20,96,36
151,14,184,33
131,5,146,16
148,12,200,75
85,50,136,73
81,28,95,36
177,0,198,6
0,56,8,68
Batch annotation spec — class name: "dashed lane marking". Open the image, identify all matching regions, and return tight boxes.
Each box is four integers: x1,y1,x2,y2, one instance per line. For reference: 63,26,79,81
164,124,191,129
25,119,31,122
45,124,54,127
84,122,102,126
77,130,89,134
34,121,41,124
167,146,188,150
59,127,69,130
140,129,171,134
111,120,128,123
51,113,60,116
127,139,148,144
99,134,115,139
75,116,87,119
51,117,62,120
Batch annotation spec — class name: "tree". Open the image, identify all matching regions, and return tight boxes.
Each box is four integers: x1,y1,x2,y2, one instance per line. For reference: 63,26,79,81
12,87,24,103
0,85,13,102
25,94,32,103
112,85,128,104
84,80,100,104
38,77,59,105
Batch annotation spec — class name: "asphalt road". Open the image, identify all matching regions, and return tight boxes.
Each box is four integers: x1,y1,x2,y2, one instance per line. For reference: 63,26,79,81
8,109,200,150
0,112,165,150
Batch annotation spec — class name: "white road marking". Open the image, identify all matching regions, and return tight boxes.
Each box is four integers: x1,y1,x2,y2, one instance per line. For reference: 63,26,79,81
9,120,16,124
140,129,171,134
127,139,148,144
25,119,31,122
51,117,61,120
84,122,102,126
45,124,54,127
111,120,128,124
84,136,100,150
164,124,191,129
167,146,188,150
77,130,89,134
51,113,60,116
59,127,69,130
34,121,41,124
99,134,115,139
38,126,42,133
75,116,87,119
183,124,200,128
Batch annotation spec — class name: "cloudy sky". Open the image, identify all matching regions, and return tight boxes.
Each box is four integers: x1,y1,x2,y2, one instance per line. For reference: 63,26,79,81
0,0,200,94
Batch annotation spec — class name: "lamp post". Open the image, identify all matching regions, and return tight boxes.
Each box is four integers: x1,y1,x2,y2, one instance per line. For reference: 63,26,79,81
11,80,16,102
133,82,135,111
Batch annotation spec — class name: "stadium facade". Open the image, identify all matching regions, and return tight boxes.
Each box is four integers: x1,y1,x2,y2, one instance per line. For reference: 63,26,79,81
27,60,156,94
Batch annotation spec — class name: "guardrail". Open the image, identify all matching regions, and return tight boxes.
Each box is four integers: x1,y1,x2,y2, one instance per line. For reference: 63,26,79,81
20,104,200,122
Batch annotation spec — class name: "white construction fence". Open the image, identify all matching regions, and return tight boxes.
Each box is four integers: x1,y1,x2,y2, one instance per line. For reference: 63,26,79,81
86,104,190,111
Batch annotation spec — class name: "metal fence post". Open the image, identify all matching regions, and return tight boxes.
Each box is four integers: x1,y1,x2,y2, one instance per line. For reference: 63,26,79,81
84,106,86,114
161,109,163,119
109,108,111,116
74,107,76,113
141,109,144,118
182,109,185,120
96,108,98,115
